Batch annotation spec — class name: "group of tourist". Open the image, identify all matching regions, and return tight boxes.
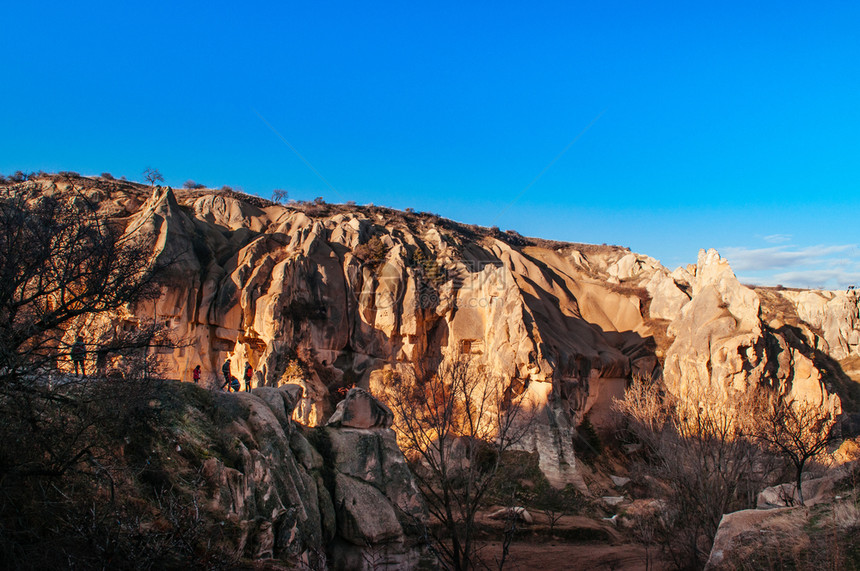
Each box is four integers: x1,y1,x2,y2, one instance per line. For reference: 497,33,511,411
217,359,255,392
68,335,109,377
69,331,256,392
189,359,256,392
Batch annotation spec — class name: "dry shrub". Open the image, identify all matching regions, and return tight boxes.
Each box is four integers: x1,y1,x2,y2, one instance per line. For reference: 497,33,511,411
385,358,535,571
614,377,784,569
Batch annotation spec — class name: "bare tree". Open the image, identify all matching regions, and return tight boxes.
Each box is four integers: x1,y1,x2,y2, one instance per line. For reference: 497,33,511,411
754,395,837,505
384,358,533,571
271,188,289,203
614,377,780,568
143,167,164,186
534,484,572,534
0,188,165,386
0,183,178,566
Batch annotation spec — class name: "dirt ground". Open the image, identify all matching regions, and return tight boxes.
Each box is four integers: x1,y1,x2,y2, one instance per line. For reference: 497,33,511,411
474,540,669,571
471,510,671,570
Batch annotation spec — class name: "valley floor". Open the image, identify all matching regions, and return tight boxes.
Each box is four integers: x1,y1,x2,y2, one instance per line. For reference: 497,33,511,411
472,509,669,570
475,539,668,571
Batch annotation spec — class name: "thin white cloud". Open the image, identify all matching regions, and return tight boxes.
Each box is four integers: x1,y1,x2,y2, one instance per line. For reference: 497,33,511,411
726,242,860,289
722,244,856,271
769,269,860,290
762,234,792,244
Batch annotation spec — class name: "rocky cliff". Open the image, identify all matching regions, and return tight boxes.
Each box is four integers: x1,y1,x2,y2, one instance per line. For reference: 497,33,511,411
9,174,860,492
127,380,428,569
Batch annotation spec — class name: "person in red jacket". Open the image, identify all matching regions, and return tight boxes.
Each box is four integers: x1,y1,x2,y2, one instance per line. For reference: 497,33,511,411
244,362,253,392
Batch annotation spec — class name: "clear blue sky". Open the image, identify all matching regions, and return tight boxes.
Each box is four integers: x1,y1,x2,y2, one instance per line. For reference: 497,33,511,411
2,1,858,289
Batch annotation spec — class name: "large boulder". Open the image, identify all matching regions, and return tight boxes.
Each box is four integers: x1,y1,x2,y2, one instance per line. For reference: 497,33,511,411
325,426,427,528
706,493,860,570
333,473,403,545
705,507,796,570
145,382,425,565
326,388,394,429
756,462,856,508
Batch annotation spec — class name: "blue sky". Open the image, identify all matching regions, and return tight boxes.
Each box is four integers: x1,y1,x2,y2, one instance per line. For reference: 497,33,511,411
2,1,858,289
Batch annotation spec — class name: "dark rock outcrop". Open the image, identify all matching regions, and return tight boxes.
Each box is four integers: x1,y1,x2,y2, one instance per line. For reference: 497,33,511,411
145,381,427,567
327,387,394,429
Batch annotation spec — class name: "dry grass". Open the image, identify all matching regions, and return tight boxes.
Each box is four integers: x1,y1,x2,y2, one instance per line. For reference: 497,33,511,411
754,286,809,329
642,318,673,357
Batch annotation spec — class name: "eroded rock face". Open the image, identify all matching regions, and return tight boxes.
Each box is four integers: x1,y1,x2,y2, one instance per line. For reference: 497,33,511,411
662,249,841,414
663,250,763,400
36,179,663,491
11,175,853,495
646,269,691,321
163,382,426,566
780,289,860,359
325,426,427,535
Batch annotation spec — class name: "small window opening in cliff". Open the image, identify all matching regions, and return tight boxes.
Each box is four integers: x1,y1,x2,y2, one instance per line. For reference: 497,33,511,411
460,339,484,355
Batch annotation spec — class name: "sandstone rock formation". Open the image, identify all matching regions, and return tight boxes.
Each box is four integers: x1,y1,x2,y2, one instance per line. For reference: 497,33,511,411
778,289,860,359
6,174,857,496
655,249,842,414
706,461,860,570
17,176,662,492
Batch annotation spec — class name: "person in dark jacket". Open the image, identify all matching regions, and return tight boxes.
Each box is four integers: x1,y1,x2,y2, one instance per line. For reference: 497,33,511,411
71,336,86,377
220,374,240,392
221,359,231,386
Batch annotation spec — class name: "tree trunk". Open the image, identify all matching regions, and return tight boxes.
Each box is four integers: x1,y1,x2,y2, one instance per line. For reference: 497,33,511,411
796,460,805,506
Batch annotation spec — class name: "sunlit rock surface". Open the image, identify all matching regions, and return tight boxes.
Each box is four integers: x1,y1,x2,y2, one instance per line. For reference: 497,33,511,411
9,174,858,494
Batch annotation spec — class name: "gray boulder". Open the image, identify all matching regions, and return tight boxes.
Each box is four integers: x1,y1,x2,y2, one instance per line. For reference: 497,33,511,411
327,388,394,429
334,473,403,545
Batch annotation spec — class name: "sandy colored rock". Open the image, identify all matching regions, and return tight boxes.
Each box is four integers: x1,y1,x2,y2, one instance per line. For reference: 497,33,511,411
646,270,690,321
756,462,856,508
11,175,850,498
324,426,427,527
663,249,841,415
781,289,860,359
705,507,797,570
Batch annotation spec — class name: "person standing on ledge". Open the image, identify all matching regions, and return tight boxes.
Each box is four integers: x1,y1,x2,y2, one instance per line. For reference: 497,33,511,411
192,365,201,384
71,336,86,377
244,362,253,392
221,359,231,387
